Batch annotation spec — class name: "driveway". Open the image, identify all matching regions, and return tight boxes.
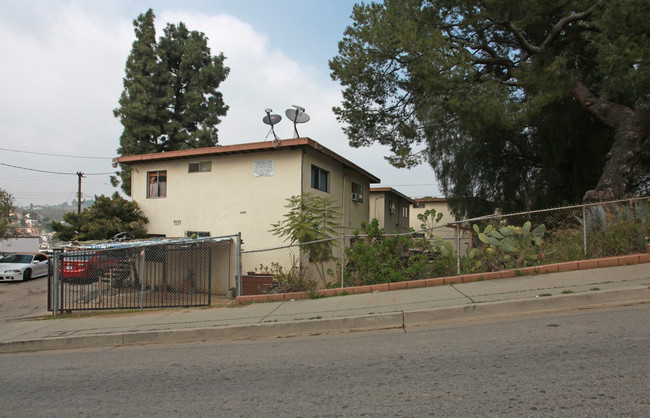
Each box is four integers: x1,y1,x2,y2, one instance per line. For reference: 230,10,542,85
0,276,49,321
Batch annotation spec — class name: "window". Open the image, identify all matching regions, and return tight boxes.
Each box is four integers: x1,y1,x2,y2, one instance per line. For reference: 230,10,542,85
147,171,167,198
388,200,396,215
402,205,409,218
311,165,329,192
186,231,210,238
188,161,211,173
351,183,363,202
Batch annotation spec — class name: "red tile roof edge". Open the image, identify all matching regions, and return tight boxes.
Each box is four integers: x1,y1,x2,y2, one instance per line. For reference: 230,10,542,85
114,137,380,183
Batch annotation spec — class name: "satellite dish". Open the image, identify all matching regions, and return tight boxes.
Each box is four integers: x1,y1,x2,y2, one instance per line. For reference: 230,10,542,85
285,105,310,138
262,108,282,140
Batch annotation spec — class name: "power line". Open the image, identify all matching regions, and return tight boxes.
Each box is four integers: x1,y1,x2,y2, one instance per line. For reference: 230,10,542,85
0,162,114,176
0,147,112,160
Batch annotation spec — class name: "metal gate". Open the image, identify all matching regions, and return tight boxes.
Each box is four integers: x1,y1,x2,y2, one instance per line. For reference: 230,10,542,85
49,236,238,313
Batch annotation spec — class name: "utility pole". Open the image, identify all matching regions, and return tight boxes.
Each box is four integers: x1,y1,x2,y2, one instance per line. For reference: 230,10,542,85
77,172,84,214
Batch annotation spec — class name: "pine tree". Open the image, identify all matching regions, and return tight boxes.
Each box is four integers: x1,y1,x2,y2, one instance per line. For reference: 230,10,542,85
113,9,229,195
50,193,148,241
330,0,650,216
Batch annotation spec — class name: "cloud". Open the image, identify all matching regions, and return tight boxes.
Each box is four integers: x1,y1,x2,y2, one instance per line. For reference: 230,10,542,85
0,5,439,206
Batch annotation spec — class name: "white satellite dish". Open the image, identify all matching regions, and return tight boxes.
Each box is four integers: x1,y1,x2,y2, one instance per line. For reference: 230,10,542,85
285,105,310,138
262,108,282,140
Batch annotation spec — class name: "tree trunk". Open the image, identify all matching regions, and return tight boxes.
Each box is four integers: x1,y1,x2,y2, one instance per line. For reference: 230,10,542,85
571,81,650,202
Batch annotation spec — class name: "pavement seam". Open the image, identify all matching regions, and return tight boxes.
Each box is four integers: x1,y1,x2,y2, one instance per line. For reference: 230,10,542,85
259,300,285,323
450,284,476,303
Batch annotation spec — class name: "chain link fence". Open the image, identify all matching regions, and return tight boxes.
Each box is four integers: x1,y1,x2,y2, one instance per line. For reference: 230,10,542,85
241,197,650,294
47,198,650,305
50,236,238,314
455,197,650,273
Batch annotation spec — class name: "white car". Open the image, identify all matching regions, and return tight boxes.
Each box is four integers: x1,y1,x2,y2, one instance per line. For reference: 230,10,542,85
0,253,50,282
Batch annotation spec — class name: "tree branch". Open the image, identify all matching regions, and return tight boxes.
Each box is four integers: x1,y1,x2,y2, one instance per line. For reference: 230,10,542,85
570,79,632,129
506,1,601,55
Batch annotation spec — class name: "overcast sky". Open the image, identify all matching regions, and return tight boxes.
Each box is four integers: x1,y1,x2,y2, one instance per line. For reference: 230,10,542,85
0,0,440,207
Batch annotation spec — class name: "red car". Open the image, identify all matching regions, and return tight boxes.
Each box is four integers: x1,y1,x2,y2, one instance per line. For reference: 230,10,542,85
59,251,98,283
59,251,128,284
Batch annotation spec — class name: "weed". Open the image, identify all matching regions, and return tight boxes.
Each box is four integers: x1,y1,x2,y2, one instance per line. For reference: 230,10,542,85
561,290,574,294
538,293,552,297
590,287,601,291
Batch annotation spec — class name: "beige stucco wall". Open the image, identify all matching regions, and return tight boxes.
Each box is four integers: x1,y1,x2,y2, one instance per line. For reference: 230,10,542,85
369,192,411,234
300,148,371,235
409,200,455,230
129,146,376,291
131,149,303,252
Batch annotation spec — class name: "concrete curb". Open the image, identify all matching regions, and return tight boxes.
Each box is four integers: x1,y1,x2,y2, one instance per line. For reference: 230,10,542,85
2,286,648,355
404,286,650,326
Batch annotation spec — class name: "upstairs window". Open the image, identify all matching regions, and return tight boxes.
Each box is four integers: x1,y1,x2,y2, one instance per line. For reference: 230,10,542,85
351,183,363,202
186,231,210,238
402,205,409,218
188,161,212,173
311,165,330,192
147,171,167,198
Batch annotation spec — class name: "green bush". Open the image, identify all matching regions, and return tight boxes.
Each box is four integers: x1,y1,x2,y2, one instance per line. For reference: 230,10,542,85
343,219,457,286
261,261,317,294
344,220,424,286
581,202,650,257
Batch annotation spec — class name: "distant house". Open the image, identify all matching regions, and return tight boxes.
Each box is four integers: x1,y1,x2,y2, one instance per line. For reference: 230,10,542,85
409,197,455,230
115,138,380,253
368,187,416,234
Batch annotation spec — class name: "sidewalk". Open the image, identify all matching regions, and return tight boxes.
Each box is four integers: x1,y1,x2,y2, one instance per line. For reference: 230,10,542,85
1,262,649,354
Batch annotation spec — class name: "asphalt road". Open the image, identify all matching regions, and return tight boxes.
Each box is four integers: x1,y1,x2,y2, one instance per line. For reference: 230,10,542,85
1,304,648,417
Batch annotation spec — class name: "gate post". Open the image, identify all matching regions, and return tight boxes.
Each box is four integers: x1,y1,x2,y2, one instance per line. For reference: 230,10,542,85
456,223,461,275
52,249,60,317
341,235,345,288
236,233,242,297
140,249,146,311
582,204,588,256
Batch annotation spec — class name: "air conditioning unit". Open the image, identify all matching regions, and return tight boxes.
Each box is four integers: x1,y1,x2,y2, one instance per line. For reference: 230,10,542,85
388,207,395,214
351,193,358,201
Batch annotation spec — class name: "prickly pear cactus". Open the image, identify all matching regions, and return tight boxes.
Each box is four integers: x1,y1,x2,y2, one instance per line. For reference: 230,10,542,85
472,221,546,269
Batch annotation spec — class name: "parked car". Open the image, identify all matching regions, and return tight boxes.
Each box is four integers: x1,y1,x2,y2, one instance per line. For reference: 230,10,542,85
59,250,131,285
59,251,97,283
0,252,50,282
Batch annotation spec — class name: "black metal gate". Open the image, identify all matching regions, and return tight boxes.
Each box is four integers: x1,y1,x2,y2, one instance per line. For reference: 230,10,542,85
50,237,235,313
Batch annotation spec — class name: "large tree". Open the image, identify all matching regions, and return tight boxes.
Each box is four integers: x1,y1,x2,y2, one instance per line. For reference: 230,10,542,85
0,188,15,240
50,193,148,242
114,9,229,195
330,0,650,217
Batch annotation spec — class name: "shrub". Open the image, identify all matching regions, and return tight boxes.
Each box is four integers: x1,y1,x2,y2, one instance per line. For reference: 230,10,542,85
344,219,456,286
344,220,425,286
262,261,317,294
